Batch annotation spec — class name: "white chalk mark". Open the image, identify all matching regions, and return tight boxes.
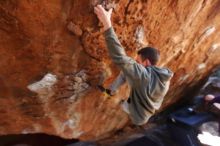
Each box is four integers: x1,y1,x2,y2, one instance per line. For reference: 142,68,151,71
210,43,220,51
179,74,190,82
197,63,206,70
197,26,216,44
61,113,84,137
27,73,57,94
204,26,215,37
135,25,148,48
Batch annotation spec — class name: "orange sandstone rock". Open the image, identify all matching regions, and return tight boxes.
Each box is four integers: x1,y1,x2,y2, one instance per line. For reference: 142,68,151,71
0,0,220,140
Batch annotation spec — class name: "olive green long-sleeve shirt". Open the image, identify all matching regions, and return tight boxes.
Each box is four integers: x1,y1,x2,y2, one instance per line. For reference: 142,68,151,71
104,27,173,125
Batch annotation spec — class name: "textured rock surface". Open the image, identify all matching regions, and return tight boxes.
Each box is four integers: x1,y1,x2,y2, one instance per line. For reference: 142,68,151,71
0,0,220,140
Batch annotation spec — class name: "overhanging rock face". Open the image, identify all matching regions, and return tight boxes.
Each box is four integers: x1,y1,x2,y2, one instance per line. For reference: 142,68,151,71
0,0,220,140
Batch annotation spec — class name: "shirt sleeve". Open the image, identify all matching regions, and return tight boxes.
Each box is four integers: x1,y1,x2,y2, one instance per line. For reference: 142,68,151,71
104,27,150,84
108,72,126,92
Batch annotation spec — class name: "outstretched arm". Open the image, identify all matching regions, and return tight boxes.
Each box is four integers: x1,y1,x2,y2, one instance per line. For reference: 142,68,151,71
94,5,112,31
94,5,149,85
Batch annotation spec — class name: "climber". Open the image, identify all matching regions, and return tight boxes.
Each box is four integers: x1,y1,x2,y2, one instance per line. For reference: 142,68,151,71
94,5,173,125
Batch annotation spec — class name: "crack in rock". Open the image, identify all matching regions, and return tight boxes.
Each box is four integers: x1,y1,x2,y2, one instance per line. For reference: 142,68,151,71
54,70,90,102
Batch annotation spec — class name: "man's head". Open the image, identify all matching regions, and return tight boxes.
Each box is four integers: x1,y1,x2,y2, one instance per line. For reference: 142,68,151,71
136,47,160,67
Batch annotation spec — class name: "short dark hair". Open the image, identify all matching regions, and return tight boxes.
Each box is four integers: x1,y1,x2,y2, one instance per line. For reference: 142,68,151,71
137,47,160,65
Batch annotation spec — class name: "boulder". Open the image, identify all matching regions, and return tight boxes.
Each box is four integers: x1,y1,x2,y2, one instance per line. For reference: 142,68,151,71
0,0,220,140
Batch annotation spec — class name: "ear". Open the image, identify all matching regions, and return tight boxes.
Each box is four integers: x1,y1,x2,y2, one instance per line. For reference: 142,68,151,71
144,59,151,66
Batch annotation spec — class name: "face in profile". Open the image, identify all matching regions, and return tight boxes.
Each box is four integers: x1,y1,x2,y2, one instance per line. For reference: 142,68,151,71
135,54,150,67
